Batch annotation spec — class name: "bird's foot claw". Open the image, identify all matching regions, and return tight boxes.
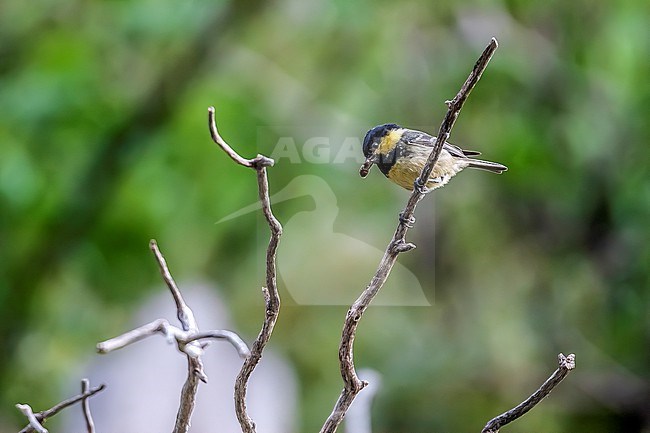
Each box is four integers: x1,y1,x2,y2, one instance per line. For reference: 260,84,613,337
399,212,416,228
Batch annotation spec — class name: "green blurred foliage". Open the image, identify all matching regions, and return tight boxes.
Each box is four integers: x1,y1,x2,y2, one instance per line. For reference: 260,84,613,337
1,0,648,432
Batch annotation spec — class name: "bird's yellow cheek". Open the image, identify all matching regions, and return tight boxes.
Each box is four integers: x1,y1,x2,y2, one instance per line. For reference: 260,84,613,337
378,129,404,155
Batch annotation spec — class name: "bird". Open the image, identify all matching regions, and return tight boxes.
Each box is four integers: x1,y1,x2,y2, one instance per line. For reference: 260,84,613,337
360,123,507,191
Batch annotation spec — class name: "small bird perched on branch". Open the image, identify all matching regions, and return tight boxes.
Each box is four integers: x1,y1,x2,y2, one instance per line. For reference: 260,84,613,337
359,123,507,191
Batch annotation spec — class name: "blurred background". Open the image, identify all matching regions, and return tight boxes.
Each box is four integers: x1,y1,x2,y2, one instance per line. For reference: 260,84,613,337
1,0,648,432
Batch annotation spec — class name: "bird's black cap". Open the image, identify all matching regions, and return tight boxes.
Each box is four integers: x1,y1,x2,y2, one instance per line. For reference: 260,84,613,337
362,123,400,158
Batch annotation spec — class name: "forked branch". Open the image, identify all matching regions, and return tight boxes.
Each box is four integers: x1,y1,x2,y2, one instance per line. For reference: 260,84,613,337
18,382,106,433
96,240,250,433
208,106,282,433
319,38,499,433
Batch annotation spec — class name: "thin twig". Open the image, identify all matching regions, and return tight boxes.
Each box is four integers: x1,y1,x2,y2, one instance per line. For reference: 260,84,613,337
16,404,48,433
319,38,499,433
18,384,106,433
96,319,171,353
184,330,251,358
208,107,274,168
150,239,198,332
80,379,96,433
208,106,282,433
149,240,203,433
97,319,250,359
481,353,576,433
97,319,250,358
153,237,212,429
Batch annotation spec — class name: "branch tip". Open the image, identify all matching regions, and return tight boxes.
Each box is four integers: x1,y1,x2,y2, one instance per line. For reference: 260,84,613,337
481,352,576,433
558,353,576,370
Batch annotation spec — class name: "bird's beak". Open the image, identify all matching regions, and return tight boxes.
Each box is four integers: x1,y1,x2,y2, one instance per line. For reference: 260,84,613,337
359,155,376,178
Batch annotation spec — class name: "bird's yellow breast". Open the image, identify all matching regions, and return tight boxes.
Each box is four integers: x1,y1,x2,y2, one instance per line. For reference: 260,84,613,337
387,153,428,190
387,150,469,190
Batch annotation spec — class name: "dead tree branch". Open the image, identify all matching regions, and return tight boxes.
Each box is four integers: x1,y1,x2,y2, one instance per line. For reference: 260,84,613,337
151,239,199,332
96,239,250,433
481,353,576,433
319,38,499,433
18,383,106,433
208,106,282,433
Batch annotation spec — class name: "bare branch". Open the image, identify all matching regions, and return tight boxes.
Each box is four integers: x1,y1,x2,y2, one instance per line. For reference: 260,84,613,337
150,239,198,332
96,319,172,353
174,360,201,433
16,404,48,433
405,37,499,223
344,369,382,433
96,240,251,433
319,38,499,433
208,106,283,433
18,384,106,433
80,379,96,433
155,239,210,431
184,330,251,359
208,106,274,169
481,353,576,433
148,240,202,433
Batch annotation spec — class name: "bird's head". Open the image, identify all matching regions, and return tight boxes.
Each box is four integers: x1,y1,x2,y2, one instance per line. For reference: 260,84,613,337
360,123,401,177
362,123,400,159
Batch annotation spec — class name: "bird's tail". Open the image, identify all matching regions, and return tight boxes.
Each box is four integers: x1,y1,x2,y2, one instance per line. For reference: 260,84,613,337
466,158,508,174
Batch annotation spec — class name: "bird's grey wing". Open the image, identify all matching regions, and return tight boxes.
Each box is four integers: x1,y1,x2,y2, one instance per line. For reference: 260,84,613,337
404,130,482,157
402,130,436,147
